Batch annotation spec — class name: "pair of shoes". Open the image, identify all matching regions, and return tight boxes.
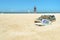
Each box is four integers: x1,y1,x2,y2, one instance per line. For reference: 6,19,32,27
34,15,56,26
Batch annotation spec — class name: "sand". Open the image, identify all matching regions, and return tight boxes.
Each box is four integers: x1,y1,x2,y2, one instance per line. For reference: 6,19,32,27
0,14,60,40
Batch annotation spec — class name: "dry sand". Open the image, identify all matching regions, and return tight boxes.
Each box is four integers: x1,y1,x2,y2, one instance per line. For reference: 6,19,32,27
0,14,60,40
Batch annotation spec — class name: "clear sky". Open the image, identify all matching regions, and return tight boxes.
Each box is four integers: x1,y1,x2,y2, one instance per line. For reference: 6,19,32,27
0,0,60,12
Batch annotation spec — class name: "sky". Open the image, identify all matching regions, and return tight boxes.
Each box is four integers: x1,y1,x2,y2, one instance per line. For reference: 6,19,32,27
0,0,60,12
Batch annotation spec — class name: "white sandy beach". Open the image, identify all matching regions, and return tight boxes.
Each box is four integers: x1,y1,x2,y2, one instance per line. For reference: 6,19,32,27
0,13,60,40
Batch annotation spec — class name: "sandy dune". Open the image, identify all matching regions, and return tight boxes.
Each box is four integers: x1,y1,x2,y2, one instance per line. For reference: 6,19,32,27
0,14,60,40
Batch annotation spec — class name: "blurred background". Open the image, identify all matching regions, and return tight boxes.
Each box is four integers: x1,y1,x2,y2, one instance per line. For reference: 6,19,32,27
0,0,60,13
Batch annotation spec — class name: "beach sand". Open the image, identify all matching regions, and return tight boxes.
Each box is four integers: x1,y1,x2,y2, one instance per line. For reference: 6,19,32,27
0,14,60,40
